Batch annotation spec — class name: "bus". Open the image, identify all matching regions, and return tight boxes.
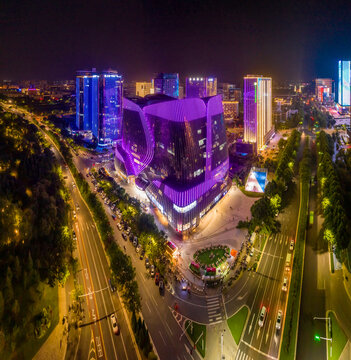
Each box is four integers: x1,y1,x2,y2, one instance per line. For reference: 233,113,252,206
309,211,314,226
165,240,179,260
285,253,292,272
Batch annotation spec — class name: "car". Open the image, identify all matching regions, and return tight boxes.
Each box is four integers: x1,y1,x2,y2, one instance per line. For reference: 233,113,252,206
75,203,80,211
109,278,116,292
73,210,76,219
249,249,254,257
117,223,122,231
145,258,150,269
86,173,89,177
155,272,160,285
63,175,68,179
159,279,164,295
289,239,295,251
72,231,77,240
133,238,138,247
258,306,267,327
110,314,120,335
112,214,116,220
140,250,145,260
276,310,283,330
282,277,288,291
126,227,131,235
122,233,128,240
136,244,142,253
150,265,155,277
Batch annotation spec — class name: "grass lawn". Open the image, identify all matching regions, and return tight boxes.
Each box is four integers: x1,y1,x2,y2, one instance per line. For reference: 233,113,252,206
185,321,206,358
16,284,59,360
327,311,348,360
280,181,309,360
227,306,249,345
195,248,227,268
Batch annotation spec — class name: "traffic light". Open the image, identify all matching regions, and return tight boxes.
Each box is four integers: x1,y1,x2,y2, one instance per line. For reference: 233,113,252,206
314,334,321,342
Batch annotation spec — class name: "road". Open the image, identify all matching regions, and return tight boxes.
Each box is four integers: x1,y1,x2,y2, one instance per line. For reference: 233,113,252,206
1,102,140,360
79,156,203,360
223,179,300,360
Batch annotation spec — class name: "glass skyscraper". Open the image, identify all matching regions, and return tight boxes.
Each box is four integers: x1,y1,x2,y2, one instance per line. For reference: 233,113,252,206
152,73,179,98
244,75,273,152
115,94,229,234
338,61,350,107
76,69,123,146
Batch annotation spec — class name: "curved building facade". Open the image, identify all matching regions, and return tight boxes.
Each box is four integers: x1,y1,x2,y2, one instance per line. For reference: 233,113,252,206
115,94,229,233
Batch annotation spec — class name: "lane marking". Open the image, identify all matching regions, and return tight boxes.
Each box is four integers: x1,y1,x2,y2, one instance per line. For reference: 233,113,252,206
241,339,278,360
248,313,256,334
159,331,167,345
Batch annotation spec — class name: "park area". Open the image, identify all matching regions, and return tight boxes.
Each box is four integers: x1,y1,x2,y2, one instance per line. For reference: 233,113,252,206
193,245,230,268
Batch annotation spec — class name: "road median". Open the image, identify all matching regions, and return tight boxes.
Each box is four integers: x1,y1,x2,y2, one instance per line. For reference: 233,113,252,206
280,138,311,360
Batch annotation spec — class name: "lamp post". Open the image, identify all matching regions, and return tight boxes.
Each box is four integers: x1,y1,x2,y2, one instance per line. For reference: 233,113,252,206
313,316,332,357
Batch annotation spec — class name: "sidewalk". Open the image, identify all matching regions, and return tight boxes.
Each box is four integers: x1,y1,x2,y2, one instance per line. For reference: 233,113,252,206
33,284,68,360
205,321,238,360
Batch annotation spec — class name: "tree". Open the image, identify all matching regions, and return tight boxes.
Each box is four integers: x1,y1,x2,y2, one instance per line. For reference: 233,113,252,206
0,291,4,321
13,256,21,282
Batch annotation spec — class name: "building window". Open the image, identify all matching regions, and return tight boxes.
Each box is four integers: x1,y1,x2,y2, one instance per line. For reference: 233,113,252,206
173,200,197,213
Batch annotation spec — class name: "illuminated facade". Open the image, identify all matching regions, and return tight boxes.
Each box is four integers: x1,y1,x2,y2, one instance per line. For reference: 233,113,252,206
315,78,333,102
152,73,179,98
222,83,241,101
76,69,123,146
136,82,152,97
222,101,239,121
115,94,229,233
338,61,350,107
186,77,217,98
244,75,273,152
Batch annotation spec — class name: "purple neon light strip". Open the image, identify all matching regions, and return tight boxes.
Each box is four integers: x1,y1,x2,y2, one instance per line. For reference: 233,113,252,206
152,158,229,207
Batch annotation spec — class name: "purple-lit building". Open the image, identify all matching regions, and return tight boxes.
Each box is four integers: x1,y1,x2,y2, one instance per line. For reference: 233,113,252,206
186,77,217,98
115,94,229,234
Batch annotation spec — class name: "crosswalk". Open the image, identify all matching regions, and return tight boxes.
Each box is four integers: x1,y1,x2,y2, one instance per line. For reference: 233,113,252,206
206,295,224,323
235,349,254,360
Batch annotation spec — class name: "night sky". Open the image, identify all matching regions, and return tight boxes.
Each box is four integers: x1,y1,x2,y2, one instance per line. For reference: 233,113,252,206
1,0,351,83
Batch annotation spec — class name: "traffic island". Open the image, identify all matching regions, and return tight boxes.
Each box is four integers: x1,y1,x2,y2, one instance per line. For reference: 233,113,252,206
227,306,249,345
185,320,206,358
326,311,348,360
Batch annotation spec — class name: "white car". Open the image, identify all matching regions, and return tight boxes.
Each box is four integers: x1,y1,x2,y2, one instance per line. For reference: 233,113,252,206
282,277,288,292
117,223,122,231
110,314,119,335
258,306,267,327
73,210,76,219
289,239,295,251
276,310,283,330
136,244,142,253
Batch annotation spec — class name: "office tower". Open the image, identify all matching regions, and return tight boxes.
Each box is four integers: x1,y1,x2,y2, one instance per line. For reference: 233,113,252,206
76,69,99,137
76,69,123,146
222,101,239,121
152,73,179,98
315,78,333,102
338,61,351,108
186,77,217,98
222,83,241,102
115,94,229,234
136,82,152,97
244,75,273,152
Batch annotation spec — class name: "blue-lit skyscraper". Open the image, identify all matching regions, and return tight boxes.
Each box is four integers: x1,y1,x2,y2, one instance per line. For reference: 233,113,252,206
338,61,350,108
76,69,123,146
76,69,99,137
152,73,179,98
